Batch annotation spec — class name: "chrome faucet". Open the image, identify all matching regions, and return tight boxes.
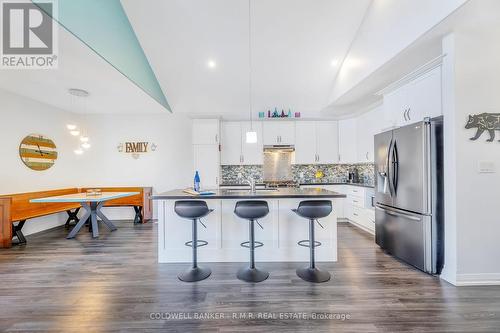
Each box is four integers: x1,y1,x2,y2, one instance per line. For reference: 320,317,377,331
247,178,256,193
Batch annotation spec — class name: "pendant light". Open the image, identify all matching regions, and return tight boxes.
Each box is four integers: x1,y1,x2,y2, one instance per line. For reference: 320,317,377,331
68,88,91,153
245,0,257,144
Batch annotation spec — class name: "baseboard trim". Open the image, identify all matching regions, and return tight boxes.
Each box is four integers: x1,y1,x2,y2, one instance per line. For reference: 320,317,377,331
454,273,500,286
347,219,375,235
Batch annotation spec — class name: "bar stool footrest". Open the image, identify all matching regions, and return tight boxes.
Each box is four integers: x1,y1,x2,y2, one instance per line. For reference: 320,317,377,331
297,239,322,248
185,240,208,248
240,241,264,249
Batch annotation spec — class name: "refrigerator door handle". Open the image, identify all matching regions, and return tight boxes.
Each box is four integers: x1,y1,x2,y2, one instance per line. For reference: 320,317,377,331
375,205,421,221
392,141,399,194
387,139,394,197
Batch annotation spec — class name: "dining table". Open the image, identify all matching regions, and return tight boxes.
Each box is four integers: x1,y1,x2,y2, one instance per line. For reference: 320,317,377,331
30,192,139,239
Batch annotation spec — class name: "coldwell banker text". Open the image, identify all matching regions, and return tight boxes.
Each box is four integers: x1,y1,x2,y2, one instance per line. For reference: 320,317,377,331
1,0,58,69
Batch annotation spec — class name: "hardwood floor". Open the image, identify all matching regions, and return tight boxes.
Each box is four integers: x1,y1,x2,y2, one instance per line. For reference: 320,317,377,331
1,222,500,332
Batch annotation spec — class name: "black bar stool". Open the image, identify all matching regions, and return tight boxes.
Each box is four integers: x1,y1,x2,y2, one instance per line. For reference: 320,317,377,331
234,200,269,283
292,200,332,283
174,200,213,282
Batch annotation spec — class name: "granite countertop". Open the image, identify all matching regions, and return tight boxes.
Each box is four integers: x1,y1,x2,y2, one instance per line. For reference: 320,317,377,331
219,182,375,189
152,187,347,200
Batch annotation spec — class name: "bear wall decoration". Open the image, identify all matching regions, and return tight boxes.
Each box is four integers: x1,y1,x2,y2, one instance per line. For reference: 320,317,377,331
465,113,500,142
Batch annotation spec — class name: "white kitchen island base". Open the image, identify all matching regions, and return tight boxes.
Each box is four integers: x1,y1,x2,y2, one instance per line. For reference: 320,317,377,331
156,197,340,263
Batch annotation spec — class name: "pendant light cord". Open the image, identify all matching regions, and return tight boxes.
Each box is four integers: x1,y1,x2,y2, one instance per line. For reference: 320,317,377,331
248,0,253,130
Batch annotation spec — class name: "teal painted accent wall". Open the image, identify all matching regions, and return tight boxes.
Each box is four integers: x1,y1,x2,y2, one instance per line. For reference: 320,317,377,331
34,0,171,111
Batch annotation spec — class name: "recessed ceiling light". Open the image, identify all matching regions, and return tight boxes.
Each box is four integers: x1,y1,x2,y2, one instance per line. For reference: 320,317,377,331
331,59,339,67
68,88,90,97
80,136,89,143
207,60,216,69
81,142,91,149
70,130,80,136
67,124,77,130
74,147,84,155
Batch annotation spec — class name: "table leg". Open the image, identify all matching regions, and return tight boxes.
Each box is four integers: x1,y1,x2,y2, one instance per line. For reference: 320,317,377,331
66,207,91,239
66,202,117,239
95,202,117,231
90,202,99,238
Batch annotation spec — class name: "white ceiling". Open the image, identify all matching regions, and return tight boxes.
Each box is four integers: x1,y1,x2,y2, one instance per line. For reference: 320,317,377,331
122,0,372,119
0,20,166,114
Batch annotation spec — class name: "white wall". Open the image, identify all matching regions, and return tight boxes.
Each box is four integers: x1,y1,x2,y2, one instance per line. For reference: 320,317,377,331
0,90,85,234
441,0,500,285
330,0,468,104
80,113,193,220
0,89,193,235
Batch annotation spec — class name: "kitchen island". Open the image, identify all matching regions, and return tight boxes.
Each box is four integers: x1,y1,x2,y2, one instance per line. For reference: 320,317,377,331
153,187,346,263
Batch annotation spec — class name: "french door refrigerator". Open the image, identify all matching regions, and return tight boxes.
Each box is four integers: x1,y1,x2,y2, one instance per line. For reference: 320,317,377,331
374,117,444,274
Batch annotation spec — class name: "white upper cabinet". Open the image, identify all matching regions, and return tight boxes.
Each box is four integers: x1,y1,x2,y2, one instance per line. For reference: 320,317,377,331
338,119,357,164
192,119,220,145
355,106,385,163
221,121,263,165
294,122,317,164
221,122,242,165
407,67,442,121
294,121,338,164
241,122,263,165
383,85,408,129
263,121,295,145
383,66,442,128
316,121,339,164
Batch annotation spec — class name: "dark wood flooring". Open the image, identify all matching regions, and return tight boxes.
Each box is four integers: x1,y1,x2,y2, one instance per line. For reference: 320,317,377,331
1,222,500,332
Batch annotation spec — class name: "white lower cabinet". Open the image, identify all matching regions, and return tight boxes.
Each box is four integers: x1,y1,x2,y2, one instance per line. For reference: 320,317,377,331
301,184,374,234
345,186,375,234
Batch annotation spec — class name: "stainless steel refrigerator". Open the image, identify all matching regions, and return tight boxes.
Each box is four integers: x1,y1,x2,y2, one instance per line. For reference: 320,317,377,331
374,117,444,274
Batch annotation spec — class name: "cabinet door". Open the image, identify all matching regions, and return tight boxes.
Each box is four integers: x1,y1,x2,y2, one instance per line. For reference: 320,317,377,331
192,119,220,145
383,87,409,128
408,67,442,121
263,121,295,145
221,122,242,165
356,111,377,163
294,122,317,164
262,122,281,145
338,119,357,164
278,122,296,145
193,144,220,188
316,121,339,164
241,122,263,165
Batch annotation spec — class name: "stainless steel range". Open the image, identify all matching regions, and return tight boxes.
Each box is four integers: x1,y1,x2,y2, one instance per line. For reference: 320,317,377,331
374,116,444,274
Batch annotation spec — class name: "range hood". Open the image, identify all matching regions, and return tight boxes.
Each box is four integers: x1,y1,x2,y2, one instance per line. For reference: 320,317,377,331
263,145,295,152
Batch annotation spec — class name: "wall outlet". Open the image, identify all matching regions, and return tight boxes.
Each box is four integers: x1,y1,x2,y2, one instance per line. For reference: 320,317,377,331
478,161,496,173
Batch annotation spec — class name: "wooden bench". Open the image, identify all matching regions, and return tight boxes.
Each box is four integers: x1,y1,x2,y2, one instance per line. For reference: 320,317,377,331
0,187,152,248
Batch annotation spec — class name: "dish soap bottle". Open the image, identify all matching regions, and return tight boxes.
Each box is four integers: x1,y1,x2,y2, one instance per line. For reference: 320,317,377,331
194,171,201,192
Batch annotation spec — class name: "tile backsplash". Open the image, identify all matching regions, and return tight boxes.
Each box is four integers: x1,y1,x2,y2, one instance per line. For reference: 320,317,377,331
221,163,374,185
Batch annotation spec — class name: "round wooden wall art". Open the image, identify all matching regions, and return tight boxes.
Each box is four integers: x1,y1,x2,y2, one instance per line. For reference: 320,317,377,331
19,134,58,171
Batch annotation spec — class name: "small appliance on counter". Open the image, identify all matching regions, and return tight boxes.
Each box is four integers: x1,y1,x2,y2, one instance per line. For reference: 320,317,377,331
347,168,359,183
